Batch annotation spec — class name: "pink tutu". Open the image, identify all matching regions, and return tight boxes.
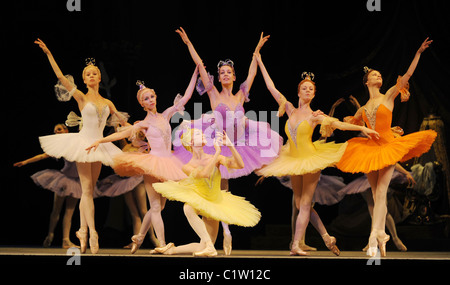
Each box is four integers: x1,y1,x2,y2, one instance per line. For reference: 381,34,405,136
113,152,187,181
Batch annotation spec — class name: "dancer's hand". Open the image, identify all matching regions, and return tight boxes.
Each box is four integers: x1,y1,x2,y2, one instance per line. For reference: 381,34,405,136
175,27,191,45
417,37,432,54
361,127,380,140
86,141,100,154
254,32,270,56
34,38,51,55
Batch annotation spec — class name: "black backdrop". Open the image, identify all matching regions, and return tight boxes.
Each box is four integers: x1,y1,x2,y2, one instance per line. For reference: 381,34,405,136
3,0,450,248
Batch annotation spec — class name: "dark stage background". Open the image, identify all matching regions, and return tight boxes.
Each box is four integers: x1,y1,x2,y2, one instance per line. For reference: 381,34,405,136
3,0,450,250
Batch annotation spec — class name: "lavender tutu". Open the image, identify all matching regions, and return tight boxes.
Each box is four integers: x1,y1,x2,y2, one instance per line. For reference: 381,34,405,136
173,103,282,179
96,174,144,197
31,159,83,198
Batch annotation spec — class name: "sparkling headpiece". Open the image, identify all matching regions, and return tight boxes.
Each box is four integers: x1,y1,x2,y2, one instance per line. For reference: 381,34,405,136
363,66,373,74
301,71,315,81
136,80,146,90
85,58,96,66
217,59,234,71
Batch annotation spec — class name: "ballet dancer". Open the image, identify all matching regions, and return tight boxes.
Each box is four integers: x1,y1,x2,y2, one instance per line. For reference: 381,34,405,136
336,37,436,257
14,123,79,248
254,48,379,256
175,27,282,255
152,128,260,256
35,39,128,254
86,65,199,254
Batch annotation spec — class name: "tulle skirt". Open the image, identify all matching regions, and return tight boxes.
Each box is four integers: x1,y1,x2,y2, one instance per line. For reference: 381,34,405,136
39,133,121,166
96,174,144,197
256,140,348,177
31,169,83,198
113,152,187,181
153,177,261,227
337,130,437,173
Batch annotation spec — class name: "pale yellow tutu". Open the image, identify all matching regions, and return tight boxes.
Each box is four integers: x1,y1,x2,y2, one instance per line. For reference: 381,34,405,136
256,120,347,177
153,167,261,227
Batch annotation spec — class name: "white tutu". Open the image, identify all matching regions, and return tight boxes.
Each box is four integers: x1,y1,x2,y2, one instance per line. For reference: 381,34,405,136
39,102,122,166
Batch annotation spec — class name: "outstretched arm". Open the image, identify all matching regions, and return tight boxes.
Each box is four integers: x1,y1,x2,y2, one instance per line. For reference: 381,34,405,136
176,64,200,107
386,37,432,101
34,39,85,104
240,33,271,96
13,153,50,167
255,53,294,115
86,127,133,153
175,28,213,95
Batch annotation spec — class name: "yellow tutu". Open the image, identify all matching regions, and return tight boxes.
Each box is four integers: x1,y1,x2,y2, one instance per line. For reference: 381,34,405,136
256,119,347,177
153,167,260,227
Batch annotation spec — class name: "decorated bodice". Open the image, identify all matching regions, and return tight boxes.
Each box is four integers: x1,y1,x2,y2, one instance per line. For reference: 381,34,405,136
142,112,173,156
187,167,222,201
285,120,317,155
213,103,246,131
362,104,395,144
79,102,109,139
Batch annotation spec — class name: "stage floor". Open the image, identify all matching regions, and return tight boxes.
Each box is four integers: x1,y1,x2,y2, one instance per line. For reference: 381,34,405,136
2,247,450,280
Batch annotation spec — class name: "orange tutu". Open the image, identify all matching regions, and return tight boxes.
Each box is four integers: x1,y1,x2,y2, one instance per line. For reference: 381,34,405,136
337,104,437,173
113,152,187,181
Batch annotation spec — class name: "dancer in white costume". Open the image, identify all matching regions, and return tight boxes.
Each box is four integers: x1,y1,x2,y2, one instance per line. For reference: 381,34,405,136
35,39,128,254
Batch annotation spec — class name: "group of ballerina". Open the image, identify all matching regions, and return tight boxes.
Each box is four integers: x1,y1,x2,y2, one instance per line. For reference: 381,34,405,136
26,27,436,258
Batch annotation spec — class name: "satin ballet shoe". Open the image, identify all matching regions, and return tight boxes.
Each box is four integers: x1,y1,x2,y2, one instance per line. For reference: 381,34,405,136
43,233,54,248
62,238,80,249
298,241,317,251
130,233,145,254
289,244,309,256
193,244,218,257
367,230,390,257
392,237,407,252
322,233,340,256
152,242,175,254
76,229,88,254
223,232,232,256
89,231,99,254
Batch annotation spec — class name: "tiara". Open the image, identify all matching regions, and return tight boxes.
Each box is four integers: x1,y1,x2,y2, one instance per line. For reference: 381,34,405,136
217,59,234,70
85,58,96,66
136,80,146,90
363,66,373,74
301,71,315,81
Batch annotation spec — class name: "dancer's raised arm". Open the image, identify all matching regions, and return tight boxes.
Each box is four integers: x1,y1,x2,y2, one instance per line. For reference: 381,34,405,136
255,53,294,116
176,28,212,94
34,39,85,104
386,37,432,101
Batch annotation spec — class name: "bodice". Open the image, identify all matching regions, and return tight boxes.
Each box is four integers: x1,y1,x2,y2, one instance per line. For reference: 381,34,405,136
79,102,109,139
285,120,317,155
189,167,222,201
362,104,395,144
213,103,246,130
142,112,173,156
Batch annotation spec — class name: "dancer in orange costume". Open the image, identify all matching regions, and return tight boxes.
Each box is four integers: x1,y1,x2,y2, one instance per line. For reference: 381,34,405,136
337,38,436,257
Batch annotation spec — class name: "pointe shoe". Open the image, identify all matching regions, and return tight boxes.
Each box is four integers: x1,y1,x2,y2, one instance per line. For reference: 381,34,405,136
194,244,218,257
152,242,175,254
89,231,99,254
223,233,232,256
130,233,145,254
392,237,407,252
367,230,390,257
62,238,80,249
290,244,309,256
322,233,340,256
43,233,54,248
76,229,88,254
377,232,390,257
